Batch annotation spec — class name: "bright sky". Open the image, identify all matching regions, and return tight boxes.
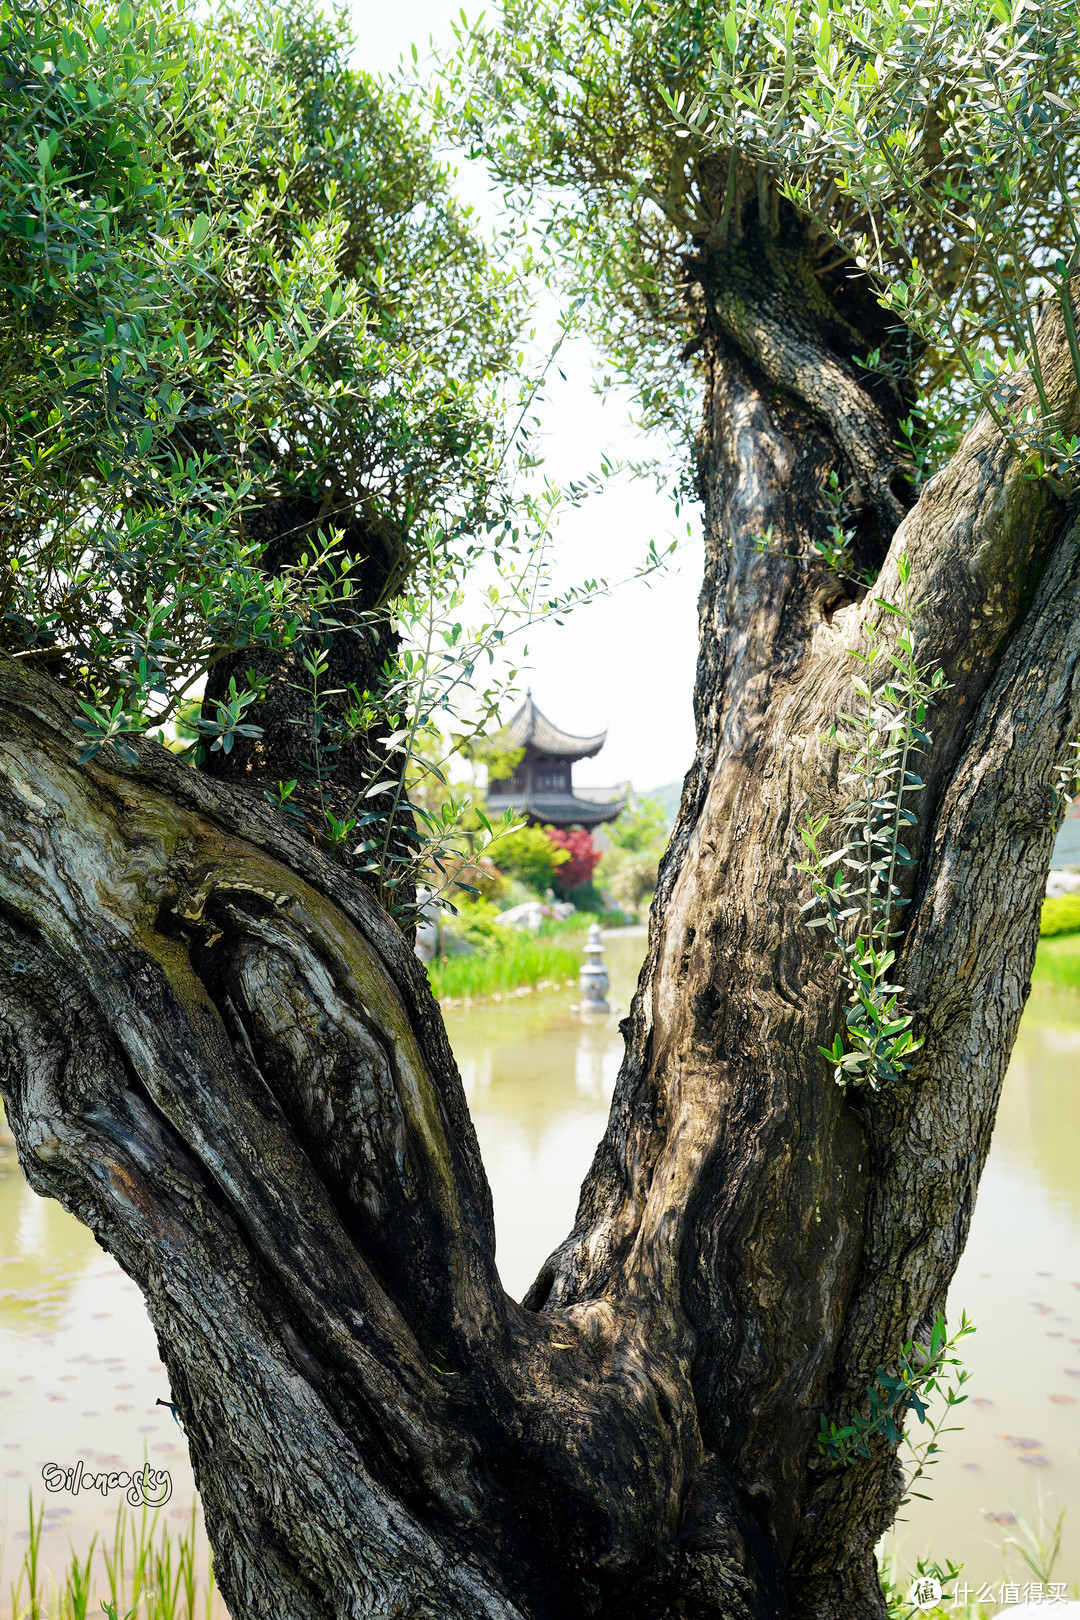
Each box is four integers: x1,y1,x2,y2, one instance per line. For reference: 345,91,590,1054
354,0,704,794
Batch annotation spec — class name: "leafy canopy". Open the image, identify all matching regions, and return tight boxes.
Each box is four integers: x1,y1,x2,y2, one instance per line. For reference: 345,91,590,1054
608,793,667,853
680,0,1080,484
3,0,525,758
450,0,1080,486
489,823,570,889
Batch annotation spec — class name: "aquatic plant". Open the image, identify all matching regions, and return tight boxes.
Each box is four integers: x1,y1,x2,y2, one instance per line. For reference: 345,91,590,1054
1003,1491,1068,1589
428,933,581,1003
3,1496,222,1620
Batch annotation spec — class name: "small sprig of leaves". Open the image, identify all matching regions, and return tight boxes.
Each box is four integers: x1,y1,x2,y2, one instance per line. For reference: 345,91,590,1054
1052,737,1080,831
285,636,348,836
798,553,947,1090
264,778,306,829
73,692,144,767
300,499,676,922
185,673,269,761
881,1555,963,1620
344,517,547,919
742,472,871,585
816,1311,974,1505
814,469,858,577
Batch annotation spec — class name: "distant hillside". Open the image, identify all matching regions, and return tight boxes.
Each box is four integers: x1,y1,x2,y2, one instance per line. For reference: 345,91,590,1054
641,781,682,829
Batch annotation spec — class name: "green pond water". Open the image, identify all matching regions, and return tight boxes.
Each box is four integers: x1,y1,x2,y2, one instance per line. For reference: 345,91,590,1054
3,926,1080,1601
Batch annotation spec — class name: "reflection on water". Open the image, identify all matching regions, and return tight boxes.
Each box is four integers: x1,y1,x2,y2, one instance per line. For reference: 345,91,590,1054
0,1133,204,1598
908,992,1080,1589
4,928,1080,1595
444,929,647,1300
0,1161,100,1332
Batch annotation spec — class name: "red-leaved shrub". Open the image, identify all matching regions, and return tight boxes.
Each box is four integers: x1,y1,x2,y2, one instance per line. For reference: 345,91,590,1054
546,827,601,893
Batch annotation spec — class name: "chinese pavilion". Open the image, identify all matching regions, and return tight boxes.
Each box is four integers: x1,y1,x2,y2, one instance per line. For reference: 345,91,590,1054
485,693,626,830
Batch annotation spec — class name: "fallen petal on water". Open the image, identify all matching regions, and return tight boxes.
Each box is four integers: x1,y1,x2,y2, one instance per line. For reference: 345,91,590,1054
1050,1394,1076,1404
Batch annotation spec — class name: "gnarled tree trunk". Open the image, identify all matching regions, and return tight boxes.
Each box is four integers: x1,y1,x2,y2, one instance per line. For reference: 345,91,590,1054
3,248,1080,1620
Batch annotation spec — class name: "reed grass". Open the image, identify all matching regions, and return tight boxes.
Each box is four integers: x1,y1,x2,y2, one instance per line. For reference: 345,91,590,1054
2,1494,225,1620
428,932,581,1002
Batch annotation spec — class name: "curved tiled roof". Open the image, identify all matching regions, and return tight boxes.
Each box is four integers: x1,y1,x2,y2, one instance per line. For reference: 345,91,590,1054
486,787,626,827
497,693,606,760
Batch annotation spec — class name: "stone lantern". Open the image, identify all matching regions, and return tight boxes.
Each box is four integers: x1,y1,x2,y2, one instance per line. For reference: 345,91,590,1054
579,923,610,1014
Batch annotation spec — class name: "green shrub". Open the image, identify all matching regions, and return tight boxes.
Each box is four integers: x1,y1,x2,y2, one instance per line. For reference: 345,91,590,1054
1040,892,1080,937
598,793,668,910
599,852,659,910
608,797,668,854
489,826,569,891
556,883,606,913
1032,933,1080,991
440,897,503,952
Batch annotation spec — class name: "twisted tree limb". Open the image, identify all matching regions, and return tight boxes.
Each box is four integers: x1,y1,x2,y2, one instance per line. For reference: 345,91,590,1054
1,272,1079,1620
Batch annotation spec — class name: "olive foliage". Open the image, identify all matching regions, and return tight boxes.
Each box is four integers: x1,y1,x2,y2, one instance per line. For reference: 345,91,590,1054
3,0,525,758
449,0,1080,494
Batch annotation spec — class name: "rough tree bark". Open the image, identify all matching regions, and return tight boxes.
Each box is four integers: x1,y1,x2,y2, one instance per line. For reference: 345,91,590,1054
3,233,1080,1620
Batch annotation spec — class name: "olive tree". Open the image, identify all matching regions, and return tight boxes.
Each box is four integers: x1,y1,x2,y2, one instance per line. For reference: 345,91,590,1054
4,2,1080,1619
1,0,528,854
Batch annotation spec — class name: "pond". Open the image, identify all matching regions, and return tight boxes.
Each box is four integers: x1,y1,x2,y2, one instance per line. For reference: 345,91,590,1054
2,927,1080,1604
444,933,1080,1594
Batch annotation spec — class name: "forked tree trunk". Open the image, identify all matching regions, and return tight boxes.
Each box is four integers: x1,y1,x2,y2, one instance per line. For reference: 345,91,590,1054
3,249,1080,1620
